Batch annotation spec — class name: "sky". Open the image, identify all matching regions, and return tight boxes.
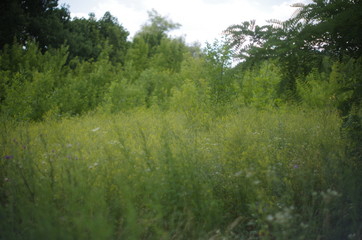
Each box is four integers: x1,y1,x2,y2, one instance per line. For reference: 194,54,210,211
58,0,311,45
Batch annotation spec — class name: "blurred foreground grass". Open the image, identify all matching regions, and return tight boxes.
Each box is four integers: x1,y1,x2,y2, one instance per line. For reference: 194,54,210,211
1,107,360,239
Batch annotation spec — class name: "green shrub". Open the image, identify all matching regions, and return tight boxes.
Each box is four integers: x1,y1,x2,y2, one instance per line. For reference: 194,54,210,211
103,79,146,113
239,61,282,108
137,68,179,108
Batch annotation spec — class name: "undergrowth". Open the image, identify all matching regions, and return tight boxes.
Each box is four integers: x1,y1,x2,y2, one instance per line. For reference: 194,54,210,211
0,107,360,239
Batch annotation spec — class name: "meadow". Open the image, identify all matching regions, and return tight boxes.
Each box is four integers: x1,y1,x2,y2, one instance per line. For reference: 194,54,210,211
1,4,362,238
1,106,360,239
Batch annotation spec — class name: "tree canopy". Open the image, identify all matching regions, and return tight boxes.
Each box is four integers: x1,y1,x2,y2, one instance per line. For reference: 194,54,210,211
0,0,129,64
0,0,70,51
1,0,361,122
225,0,362,104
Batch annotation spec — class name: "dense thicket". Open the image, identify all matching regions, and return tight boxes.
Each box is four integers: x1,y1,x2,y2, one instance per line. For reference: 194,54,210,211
0,0,69,51
225,0,362,155
0,0,129,64
1,0,360,116
225,0,362,107
1,0,361,159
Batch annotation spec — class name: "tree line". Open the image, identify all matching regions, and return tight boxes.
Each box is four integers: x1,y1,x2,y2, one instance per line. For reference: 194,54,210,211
1,0,361,134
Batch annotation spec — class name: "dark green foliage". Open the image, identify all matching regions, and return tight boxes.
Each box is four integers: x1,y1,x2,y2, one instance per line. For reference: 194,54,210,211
225,18,324,100
66,12,129,64
225,0,362,100
0,41,126,120
0,0,27,48
55,52,117,116
0,42,69,120
297,0,362,58
0,1,129,65
225,0,362,164
0,8,187,119
0,0,70,51
65,15,103,62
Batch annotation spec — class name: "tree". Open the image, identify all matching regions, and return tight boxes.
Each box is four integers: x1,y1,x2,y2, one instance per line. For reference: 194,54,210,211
66,12,129,64
134,9,181,57
151,37,185,72
0,0,27,48
125,10,183,80
297,0,362,58
225,0,362,99
294,0,362,115
226,0,362,157
66,14,102,61
204,38,234,105
98,12,129,64
0,0,71,51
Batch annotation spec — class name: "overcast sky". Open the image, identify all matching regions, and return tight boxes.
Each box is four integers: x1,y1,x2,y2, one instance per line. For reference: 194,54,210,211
58,0,311,45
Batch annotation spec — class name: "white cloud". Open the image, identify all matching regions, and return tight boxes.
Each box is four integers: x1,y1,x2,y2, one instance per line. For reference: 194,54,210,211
93,0,147,35
136,0,263,44
60,0,313,45
70,12,89,19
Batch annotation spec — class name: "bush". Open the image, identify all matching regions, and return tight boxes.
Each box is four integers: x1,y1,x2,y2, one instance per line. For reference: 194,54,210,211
103,79,146,113
239,61,282,108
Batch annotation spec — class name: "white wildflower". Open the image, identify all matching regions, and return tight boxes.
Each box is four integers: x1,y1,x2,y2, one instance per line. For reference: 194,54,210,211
91,127,100,132
234,171,243,177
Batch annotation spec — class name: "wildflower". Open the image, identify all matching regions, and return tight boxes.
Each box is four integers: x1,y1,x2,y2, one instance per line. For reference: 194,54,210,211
91,127,100,132
321,189,340,203
4,155,14,160
293,164,299,169
246,171,253,178
88,162,99,169
326,189,339,197
234,171,242,177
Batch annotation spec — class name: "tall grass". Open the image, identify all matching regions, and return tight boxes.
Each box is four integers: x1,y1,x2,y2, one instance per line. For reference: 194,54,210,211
0,107,360,239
